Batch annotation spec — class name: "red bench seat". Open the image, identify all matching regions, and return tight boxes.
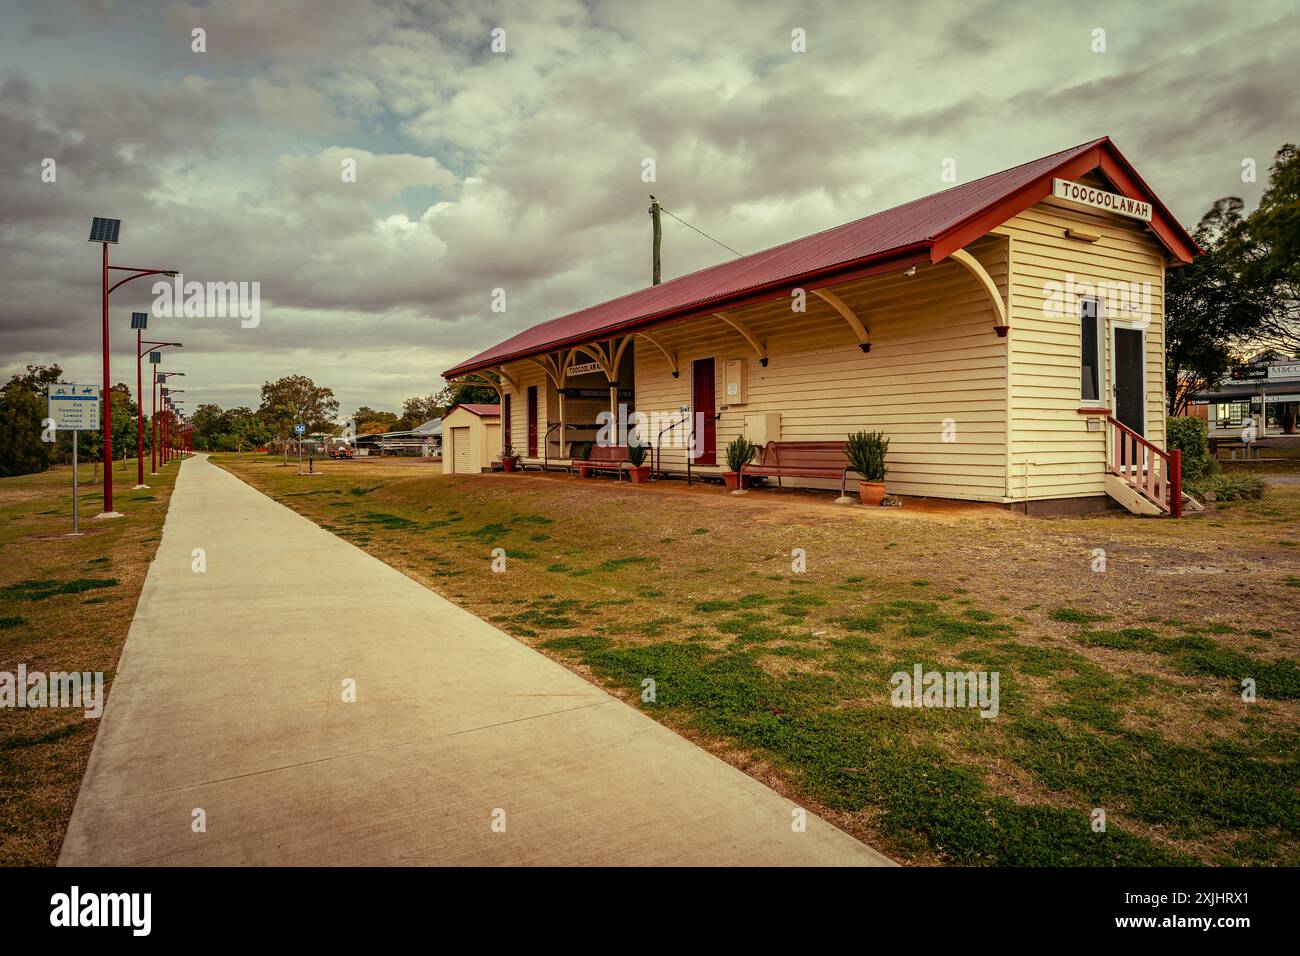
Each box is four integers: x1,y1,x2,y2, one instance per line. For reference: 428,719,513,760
741,441,861,496
571,444,628,480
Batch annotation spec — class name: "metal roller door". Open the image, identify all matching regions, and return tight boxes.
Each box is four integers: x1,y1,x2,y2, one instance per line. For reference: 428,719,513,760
451,426,471,473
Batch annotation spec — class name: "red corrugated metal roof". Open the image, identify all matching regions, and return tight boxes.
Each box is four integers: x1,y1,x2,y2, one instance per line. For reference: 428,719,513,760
446,403,500,417
445,137,1196,378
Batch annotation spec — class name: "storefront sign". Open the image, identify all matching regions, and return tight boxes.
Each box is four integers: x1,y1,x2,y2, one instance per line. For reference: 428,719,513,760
1052,179,1152,222
1267,363,1300,380
567,361,603,377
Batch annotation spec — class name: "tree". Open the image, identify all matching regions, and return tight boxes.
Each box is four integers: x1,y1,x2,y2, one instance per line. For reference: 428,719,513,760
1165,198,1273,414
6,364,63,397
108,383,137,468
191,403,230,451
1245,144,1300,355
430,383,498,416
258,375,340,462
402,394,444,425
226,407,270,457
352,406,400,435
0,365,65,476
0,383,51,477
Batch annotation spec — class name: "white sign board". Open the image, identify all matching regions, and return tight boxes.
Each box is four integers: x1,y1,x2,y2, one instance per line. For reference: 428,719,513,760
568,361,603,377
47,384,100,430
1267,363,1300,380
1052,179,1152,222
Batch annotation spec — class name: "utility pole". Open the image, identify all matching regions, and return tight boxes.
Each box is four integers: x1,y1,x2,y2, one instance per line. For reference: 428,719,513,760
648,195,662,285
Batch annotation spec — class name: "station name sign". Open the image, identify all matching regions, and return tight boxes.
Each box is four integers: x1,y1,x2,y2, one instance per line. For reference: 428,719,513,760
560,387,633,400
567,361,604,377
1052,179,1152,222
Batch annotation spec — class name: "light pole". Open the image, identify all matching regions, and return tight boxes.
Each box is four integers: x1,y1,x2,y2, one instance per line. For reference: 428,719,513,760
131,313,181,489
166,393,185,463
90,217,177,517
167,392,185,460
163,390,184,463
154,370,184,474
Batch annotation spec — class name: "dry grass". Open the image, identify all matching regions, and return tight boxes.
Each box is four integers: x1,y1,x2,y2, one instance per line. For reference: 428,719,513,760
212,455,1300,864
0,459,179,866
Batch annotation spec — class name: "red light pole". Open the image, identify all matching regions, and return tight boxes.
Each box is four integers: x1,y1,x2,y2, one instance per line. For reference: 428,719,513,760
131,314,181,488
154,370,184,474
165,394,185,464
90,218,177,516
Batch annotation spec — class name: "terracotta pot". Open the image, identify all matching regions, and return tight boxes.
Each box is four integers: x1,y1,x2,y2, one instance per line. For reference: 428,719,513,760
502,457,517,473
723,471,741,491
578,465,593,479
858,480,886,506
628,465,651,484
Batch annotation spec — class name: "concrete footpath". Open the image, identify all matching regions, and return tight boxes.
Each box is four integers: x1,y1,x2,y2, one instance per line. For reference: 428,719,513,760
60,454,892,866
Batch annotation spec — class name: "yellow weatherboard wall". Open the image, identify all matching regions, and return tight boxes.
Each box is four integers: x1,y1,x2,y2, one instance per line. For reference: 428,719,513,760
492,189,1168,507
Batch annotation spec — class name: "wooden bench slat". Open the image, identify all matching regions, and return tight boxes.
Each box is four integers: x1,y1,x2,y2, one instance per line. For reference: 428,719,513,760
741,440,864,496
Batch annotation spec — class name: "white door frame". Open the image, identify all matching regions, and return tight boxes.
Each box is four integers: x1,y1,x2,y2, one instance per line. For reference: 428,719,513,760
1109,320,1148,437
1109,319,1148,475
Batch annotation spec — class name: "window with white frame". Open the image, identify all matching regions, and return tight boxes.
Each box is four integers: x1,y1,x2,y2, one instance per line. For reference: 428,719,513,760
1079,297,1103,404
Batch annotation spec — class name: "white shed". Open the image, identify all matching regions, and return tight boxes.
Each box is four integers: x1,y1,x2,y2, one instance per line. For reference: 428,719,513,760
441,403,502,475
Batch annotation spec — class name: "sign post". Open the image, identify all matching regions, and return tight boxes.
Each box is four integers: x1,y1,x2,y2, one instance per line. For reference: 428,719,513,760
71,430,80,535
48,384,101,535
295,423,305,475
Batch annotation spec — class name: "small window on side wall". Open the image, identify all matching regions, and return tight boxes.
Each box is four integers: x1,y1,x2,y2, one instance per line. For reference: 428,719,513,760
1080,297,1103,404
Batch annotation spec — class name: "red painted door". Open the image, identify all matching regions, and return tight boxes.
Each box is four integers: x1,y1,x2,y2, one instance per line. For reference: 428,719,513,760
527,386,538,457
692,358,716,465
503,393,512,454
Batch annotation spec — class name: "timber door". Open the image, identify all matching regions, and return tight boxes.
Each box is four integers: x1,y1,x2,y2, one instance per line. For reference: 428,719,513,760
1112,328,1145,436
527,386,539,457
692,358,716,465
503,394,511,455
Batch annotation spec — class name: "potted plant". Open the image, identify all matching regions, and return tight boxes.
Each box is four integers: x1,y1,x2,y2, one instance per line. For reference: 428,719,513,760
723,436,758,492
626,430,651,483
845,430,888,505
499,445,519,472
626,441,651,483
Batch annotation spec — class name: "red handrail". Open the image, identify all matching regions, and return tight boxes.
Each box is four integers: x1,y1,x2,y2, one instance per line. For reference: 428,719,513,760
1106,416,1182,517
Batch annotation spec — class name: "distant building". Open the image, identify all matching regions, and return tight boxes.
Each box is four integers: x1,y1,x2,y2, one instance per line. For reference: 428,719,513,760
1189,351,1300,437
355,418,442,456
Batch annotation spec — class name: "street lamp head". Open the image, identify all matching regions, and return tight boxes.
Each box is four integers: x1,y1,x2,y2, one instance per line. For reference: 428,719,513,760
131,312,148,330
89,217,121,244
162,270,179,277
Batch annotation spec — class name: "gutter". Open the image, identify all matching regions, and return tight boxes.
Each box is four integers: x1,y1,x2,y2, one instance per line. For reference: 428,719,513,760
443,244,931,378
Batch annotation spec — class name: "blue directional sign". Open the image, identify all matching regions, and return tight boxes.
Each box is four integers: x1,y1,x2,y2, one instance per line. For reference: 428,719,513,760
47,384,100,430
294,424,306,436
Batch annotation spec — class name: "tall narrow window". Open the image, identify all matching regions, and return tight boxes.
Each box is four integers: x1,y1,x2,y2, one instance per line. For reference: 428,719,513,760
1080,297,1102,404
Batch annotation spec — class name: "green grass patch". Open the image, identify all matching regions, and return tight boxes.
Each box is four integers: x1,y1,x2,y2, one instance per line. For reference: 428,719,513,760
0,578,118,602
1050,607,1111,624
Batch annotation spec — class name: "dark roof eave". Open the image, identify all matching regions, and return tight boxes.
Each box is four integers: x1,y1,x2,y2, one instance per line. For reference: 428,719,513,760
443,243,931,378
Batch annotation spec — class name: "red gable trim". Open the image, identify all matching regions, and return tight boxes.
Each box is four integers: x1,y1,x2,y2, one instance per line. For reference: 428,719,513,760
930,140,1199,264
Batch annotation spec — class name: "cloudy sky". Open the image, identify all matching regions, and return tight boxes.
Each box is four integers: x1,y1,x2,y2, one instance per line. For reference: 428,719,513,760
1,0,1297,417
